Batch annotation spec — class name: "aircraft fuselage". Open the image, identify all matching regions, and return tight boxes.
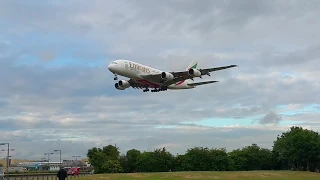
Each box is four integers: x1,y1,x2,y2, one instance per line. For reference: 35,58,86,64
108,59,194,90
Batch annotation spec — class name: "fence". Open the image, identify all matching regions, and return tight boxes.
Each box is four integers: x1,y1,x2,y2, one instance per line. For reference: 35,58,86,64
1,173,90,180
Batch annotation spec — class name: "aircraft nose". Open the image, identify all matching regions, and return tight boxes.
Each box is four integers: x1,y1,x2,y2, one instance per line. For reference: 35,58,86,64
108,63,116,72
108,64,112,70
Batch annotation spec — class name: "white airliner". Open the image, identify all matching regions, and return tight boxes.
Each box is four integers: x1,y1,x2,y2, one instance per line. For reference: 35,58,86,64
108,59,237,92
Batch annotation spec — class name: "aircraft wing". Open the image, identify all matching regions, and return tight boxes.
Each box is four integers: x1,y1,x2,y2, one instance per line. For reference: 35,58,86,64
187,80,218,86
140,64,237,85
172,65,238,77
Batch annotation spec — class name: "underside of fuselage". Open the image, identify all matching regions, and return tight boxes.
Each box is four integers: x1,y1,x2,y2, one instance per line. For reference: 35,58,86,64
113,72,170,92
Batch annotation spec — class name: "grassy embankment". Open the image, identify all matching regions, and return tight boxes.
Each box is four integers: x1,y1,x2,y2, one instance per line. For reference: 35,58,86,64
76,171,320,180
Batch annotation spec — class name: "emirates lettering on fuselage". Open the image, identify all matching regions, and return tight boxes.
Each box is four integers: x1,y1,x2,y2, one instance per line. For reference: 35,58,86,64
129,62,150,74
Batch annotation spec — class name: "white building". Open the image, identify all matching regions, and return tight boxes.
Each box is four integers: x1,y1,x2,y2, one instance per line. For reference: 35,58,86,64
17,161,62,171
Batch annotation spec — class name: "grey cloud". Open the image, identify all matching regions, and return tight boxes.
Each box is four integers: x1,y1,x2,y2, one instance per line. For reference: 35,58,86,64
257,43,320,71
96,0,320,55
284,112,320,123
0,117,62,131
0,0,92,35
259,112,282,125
0,59,115,99
38,51,56,61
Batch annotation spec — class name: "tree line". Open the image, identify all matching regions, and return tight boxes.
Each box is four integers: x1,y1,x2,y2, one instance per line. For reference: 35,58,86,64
86,126,320,173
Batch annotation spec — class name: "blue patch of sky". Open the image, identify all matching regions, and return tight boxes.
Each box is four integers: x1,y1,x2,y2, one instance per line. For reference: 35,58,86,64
155,104,320,129
104,85,143,97
5,31,115,68
276,105,287,109
155,125,177,129
276,104,320,116
178,104,320,127
281,72,295,77
41,58,106,69
12,53,107,70
279,120,305,126
0,101,6,108
201,104,319,127
178,117,306,128
180,116,261,127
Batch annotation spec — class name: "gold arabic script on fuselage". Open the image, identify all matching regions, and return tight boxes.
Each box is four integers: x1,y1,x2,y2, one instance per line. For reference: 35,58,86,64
129,62,151,74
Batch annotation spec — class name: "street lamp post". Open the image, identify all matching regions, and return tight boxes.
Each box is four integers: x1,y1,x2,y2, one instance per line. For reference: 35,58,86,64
44,153,54,171
54,150,62,167
72,155,81,161
72,156,81,167
0,143,9,174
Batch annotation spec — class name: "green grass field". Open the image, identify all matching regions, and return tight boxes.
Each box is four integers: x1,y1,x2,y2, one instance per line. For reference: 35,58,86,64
77,171,320,180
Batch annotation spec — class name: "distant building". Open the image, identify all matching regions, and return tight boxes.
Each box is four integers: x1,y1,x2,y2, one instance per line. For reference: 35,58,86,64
16,161,62,171
62,160,83,168
0,158,91,173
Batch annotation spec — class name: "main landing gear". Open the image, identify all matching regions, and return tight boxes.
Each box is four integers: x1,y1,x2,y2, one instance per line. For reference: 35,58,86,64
146,86,168,92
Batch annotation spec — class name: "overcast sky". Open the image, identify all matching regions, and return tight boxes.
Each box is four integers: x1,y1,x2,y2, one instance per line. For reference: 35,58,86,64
0,0,320,161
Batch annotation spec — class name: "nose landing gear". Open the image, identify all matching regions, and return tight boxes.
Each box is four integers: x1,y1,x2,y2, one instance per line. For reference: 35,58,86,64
113,74,118,80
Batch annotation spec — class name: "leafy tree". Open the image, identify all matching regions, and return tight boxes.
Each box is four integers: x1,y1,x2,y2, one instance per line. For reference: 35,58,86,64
126,149,141,172
229,148,249,171
152,147,175,172
174,154,188,171
273,126,320,171
258,148,273,170
86,126,320,173
87,145,121,174
229,144,273,171
136,151,154,172
119,154,128,172
102,145,121,160
136,147,174,172
208,148,233,171
100,160,123,173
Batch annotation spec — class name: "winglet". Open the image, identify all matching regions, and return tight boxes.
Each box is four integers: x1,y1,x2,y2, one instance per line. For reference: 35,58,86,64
186,60,198,70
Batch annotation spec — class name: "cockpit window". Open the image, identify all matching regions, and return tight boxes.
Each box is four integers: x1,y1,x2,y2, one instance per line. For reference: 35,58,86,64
112,62,117,64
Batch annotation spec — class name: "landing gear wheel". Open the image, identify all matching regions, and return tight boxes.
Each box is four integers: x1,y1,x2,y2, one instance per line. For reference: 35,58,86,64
114,74,118,80
160,86,168,91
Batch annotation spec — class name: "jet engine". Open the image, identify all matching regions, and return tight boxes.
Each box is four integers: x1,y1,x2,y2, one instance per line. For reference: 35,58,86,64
115,83,126,90
161,72,174,81
118,80,130,88
188,68,202,77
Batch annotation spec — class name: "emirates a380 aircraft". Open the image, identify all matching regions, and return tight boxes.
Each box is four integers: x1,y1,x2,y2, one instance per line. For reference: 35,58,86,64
108,59,237,92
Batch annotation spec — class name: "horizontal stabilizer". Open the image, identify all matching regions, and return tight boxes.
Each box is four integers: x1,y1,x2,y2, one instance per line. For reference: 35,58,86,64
187,80,218,86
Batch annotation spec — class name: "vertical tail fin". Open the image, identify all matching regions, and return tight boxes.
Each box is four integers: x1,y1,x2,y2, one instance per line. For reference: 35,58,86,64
184,60,198,83
186,60,198,70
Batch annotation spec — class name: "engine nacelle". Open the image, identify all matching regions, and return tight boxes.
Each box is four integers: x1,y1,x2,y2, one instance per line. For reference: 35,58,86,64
188,68,202,77
161,72,174,81
118,80,130,88
115,83,126,90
